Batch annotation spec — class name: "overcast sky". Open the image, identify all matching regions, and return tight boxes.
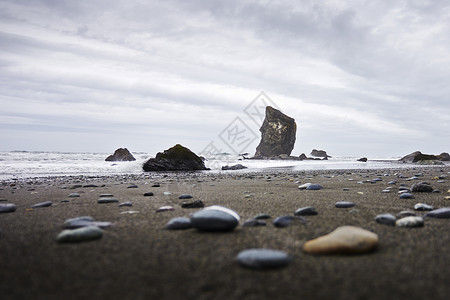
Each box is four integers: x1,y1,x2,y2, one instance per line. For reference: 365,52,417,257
1,0,449,157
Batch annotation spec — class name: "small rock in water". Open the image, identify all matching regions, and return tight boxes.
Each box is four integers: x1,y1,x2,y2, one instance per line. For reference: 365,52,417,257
166,217,193,230
411,182,433,193
190,205,240,232
156,206,175,213
98,198,119,204
424,207,450,219
242,219,267,227
396,216,424,227
294,206,318,216
143,192,154,196
236,249,292,269
335,201,356,208
414,203,433,211
118,202,133,207
375,213,396,226
254,213,271,220
399,193,414,199
0,203,16,213
303,226,378,254
68,193,80,198
306,184,323,190
181,200,204,208
31,201,52,208
57,226,103,243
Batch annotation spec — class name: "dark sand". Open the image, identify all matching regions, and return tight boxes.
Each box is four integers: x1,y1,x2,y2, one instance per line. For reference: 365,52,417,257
1,166,449,300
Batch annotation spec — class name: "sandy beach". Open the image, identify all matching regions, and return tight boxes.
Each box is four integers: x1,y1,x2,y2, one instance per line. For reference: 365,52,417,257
1,165,449,300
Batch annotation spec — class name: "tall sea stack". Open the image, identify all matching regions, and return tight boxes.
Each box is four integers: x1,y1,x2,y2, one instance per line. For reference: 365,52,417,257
254,106,296,158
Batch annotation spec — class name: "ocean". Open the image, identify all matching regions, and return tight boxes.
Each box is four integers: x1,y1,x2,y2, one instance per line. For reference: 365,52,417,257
0,151,415,181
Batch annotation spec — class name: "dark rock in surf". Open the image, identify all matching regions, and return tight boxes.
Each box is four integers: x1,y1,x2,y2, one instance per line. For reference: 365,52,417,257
143,144,209,171
105,148,136,162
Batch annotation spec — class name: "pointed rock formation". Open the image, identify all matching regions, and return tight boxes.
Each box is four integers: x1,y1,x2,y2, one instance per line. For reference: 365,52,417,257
254,106,296,158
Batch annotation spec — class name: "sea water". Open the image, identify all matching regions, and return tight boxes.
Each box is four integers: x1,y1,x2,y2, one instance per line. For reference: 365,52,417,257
0,151,411,181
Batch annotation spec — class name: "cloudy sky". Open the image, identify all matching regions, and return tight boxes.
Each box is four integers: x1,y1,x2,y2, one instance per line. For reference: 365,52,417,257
1,0,449,157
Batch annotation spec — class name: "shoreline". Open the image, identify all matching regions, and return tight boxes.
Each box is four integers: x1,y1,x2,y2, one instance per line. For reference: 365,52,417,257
1,165,449,299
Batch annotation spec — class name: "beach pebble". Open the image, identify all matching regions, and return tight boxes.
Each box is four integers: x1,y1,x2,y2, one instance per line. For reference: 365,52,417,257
143,192,154,196
424,207,450,219
303,226,378,254
100,194,114,198
254,214,271,220
375,213,396,226
181,200,204,208
118,202,132,207
414,203,434,211
120,210,139,214
0,203,16,213
411,182,433,193
98,198,119,204
32,201,52,208
298,183,312,190
152,183,160,187
83,184,99,188
242,219,267,227
166,217,193,230
399,193,414,199
64,217,112,229
396,211,417,218
0,198,7,201
57,226,103,243
335,201,356,208
294,206,318,216
163,192,172,195
236,249,292,269
156,206,174,213
127,184,138,188
178,194,193,199
381,189,391,193
306,184,323,190
190,205,240,232
273,216,306,228
396,216,424,227
388,181,397,185
68,193,80,198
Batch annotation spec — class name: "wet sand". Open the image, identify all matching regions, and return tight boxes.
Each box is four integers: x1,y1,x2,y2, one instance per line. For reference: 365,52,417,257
1,166,449,300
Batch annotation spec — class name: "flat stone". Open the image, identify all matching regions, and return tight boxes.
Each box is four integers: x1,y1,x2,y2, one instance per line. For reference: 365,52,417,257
375,213,396,226
0,198,8,201
399,193,414,199
163,192,172,195
396,211,417,218
294,206,318,216
306,184,323,190
152,183,161,187
0,203,16,213
178,194,193,199
396,216,424,227
236,249,292,269
56,226,103,243
381,189,391,193
64,218,112,229
414,203,434,211
156,206,174,213
298,183,312,190
273,215,306,228
68,193,80,198
424,207,450,219
98,198,119,204
242,219,267,227
254,214,271,220
303,226,378,254
166,217,193,230
335,201,355,208
118,202,132,207
83,184,99,188
181,200,204,208
100,194,114,198
190,205,240,232
127,185,138,188
143,192,154,196
31,201,52,208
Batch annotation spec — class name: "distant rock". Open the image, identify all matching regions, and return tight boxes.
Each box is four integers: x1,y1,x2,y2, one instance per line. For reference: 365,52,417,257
143,144,209,171
298,153,308,160
221,164,247,170
254,106,296,158
357,157,368,162
105,148,136,162
310,149,331,158
437,152,450,161
399,151,438,163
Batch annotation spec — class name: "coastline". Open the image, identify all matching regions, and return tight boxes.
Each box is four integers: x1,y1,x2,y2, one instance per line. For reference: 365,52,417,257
1,165,449,299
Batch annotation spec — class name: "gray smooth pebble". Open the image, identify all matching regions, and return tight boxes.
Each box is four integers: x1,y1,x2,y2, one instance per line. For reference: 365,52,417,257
57,226,103,243
236,249,292,269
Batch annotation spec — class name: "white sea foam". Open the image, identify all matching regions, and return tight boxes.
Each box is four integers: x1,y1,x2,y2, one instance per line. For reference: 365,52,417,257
0,151,438,181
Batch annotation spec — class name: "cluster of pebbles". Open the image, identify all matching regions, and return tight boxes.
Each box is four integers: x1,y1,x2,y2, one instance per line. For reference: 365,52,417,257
1,168,449,270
